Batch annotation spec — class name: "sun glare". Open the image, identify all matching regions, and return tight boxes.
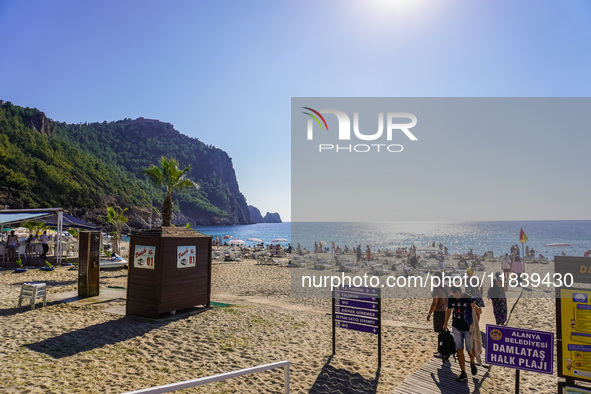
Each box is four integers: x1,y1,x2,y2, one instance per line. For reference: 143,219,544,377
371,0,426,12
358,0,442,32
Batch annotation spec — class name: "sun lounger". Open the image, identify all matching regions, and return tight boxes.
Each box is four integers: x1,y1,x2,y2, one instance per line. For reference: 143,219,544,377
290,259,306,268
370,264,391,276
314,260,332,270
340,263,360,273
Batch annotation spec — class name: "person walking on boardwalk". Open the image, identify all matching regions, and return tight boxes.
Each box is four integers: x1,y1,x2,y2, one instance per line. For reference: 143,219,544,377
443,286,481,382
512,255,524,286
464,268,485,319
488,272,507,325
427,272,450,357
501,253,512,291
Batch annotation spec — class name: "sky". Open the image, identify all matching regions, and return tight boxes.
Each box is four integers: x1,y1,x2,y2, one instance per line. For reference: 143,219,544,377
1,0,591,222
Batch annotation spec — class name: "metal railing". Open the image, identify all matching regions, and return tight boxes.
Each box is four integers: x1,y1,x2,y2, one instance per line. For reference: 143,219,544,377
122,360,290,394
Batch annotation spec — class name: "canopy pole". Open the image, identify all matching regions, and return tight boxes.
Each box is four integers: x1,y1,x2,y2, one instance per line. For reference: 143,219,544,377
57,210,63,265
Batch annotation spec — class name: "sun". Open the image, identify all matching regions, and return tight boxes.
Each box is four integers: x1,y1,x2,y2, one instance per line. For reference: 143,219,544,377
370,0,426,12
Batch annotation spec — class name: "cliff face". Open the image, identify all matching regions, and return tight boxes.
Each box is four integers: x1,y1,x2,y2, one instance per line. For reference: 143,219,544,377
0,101,253,227
63,117,255,225
248,206,265,223
29,110,55,136
61,117,254,226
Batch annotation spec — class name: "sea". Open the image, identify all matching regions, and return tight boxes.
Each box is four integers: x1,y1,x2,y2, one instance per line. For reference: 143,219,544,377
194,220,591,258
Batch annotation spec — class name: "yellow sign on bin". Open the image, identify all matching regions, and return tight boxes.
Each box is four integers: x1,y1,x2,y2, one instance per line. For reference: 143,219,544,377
560,288,591,381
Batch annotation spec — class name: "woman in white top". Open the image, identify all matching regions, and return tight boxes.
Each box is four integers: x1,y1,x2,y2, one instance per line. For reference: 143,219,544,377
6,231,19,260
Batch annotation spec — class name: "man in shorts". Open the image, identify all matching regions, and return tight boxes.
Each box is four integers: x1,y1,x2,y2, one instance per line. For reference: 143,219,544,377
427,272,449,357
443,286,480,382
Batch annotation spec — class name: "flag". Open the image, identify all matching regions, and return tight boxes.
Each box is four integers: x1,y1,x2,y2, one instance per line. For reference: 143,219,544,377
519,227,528,243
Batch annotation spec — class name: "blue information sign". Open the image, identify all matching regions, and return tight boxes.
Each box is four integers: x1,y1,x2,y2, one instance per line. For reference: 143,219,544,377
335,306,379,319
335,313,378,326
485,324,554,375
333,286,382,365
334,286,380,334
337,298,377,310
336,321,379,335
340,285,379,295
335,291,378,302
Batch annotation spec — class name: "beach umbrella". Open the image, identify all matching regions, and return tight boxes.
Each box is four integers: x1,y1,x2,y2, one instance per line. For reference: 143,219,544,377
545,243,571,247
222,235,233,239
229,239,245,245
271,238,288,243
247,238,264,243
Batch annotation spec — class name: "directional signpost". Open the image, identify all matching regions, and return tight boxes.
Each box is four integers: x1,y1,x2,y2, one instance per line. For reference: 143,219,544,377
332,286,381,367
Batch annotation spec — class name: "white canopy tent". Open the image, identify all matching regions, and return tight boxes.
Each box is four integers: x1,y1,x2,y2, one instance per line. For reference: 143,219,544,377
0,208,98,265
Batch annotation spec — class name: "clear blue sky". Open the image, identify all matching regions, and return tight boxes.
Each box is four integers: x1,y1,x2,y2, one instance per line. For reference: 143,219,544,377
1,0,590,222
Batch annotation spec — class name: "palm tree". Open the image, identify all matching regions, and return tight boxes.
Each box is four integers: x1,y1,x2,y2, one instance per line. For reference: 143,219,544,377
21,220,46,237
143,157,198,227
106,206,128,254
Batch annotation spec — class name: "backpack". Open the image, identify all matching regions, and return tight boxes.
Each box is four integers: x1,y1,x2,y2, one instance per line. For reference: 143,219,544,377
438,329,457,363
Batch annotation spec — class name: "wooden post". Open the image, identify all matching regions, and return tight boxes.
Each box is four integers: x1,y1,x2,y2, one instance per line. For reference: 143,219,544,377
78,231,100,297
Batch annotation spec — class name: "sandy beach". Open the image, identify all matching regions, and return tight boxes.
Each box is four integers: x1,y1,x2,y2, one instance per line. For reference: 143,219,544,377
0,252,562,393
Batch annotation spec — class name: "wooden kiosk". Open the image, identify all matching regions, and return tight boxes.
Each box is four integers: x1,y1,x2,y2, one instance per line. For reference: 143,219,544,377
126,227,212,319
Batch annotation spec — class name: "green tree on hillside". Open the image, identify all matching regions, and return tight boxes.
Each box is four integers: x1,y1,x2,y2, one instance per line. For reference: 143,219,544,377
143,157,198,227
106,206,128,254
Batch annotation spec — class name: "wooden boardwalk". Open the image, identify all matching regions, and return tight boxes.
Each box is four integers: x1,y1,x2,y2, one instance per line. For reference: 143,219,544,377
392,356,491,394
393,287,523,394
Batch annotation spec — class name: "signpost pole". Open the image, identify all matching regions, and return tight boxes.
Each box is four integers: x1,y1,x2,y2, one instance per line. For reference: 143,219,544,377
377,288,382,368
515,369,519,393
332,289,336,356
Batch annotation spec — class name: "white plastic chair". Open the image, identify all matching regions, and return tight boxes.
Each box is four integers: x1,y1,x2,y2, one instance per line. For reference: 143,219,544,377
0,244,7,261
18,282,47,310
71,242,79,256
17,245,27,260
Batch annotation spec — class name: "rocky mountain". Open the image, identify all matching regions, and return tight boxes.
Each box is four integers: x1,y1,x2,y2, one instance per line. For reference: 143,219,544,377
0,101,256,227
248,205,282,223
263,212,282,223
